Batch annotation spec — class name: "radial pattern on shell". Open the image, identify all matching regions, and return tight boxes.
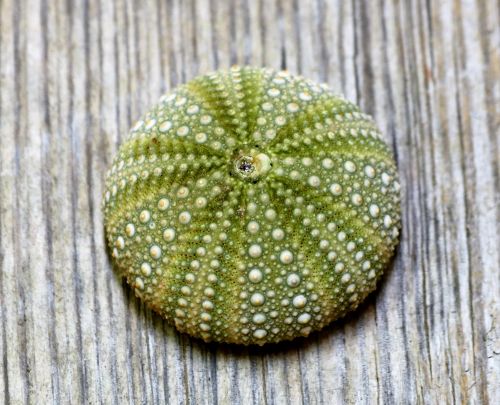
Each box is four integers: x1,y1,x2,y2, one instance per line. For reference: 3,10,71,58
103,66,401,345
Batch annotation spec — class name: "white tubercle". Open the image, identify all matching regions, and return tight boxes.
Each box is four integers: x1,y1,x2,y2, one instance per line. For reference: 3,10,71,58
254,153,271,175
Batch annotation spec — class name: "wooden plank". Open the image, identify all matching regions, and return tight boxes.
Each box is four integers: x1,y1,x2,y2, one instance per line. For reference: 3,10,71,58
0,0,498,403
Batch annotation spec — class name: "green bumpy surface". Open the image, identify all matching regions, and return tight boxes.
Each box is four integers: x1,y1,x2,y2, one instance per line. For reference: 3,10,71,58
103,66,401,345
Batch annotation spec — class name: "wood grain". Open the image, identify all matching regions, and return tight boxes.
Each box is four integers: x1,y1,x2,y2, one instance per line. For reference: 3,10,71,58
0,0,498,403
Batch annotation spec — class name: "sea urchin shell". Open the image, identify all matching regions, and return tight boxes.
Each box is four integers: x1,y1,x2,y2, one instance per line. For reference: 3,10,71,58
103,66,401,345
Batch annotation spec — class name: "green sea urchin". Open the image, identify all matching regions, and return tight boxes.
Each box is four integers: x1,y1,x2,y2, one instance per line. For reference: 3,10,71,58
103,66,401,345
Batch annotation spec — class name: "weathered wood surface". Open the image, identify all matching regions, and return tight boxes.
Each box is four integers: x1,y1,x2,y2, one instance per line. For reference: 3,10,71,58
0,0,498,404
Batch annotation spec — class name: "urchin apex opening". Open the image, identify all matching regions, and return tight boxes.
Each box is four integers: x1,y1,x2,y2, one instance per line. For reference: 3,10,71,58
237,156,255,175
232,149,272,182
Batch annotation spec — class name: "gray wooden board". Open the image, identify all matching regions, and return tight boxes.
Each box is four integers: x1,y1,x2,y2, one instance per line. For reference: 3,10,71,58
0,0,499,404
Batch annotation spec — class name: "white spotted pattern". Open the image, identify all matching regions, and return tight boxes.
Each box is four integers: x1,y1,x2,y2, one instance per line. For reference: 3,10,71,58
103,66,401,346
